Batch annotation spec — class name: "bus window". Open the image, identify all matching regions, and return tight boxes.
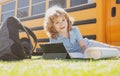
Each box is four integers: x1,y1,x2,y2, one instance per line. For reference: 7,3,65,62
116,0,120,4
32,0,46,16
70,0,93,7
88,0,94,3
17,0,29,18
32,0,45,4
1,1,15,22
49,0,66,8
70,0,87,7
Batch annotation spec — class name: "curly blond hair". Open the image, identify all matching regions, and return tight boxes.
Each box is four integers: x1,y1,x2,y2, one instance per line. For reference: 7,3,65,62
44,6,74,39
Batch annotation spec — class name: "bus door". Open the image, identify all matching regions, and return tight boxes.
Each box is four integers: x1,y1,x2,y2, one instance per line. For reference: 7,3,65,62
106,0,120,45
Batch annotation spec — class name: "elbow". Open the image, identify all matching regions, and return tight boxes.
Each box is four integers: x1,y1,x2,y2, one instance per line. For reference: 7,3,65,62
81,45,88,53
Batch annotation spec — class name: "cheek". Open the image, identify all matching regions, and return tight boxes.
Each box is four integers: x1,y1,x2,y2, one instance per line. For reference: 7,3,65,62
54,25,60,31
65,20,68,26
66,22,68,26
65,22,68,28
56,26,61,31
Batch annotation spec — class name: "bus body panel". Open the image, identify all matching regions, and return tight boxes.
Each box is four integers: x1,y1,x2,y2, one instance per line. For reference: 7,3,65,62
0,0,120,53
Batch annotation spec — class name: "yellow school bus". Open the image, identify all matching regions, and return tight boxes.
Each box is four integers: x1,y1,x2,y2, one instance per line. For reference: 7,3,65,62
0,0,120,54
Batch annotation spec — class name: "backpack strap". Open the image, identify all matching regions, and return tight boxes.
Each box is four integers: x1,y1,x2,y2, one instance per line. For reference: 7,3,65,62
23,26,37,54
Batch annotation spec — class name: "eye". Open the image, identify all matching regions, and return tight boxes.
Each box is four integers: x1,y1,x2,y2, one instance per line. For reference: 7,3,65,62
62,19,65,22
56,22,59,24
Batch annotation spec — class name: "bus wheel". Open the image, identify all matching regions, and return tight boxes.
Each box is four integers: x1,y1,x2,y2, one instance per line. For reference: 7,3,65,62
20,38,32,58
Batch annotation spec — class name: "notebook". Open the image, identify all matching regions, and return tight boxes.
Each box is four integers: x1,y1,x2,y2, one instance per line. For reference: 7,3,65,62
39,43,88,59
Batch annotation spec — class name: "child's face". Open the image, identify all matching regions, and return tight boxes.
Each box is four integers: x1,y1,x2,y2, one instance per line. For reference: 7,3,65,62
53,15,68,33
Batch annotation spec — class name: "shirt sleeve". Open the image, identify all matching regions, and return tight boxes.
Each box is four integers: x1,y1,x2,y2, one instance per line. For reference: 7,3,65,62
49,38,56,43
74,26,83,41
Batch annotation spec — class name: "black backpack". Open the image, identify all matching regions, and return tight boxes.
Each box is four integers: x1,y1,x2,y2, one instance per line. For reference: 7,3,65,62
0,16,37,60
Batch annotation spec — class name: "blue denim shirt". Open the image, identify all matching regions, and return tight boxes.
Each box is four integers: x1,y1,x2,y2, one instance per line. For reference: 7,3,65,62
50,26,89,53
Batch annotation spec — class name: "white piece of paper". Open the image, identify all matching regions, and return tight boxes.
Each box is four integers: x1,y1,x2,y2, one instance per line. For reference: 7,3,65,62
69,52,87,58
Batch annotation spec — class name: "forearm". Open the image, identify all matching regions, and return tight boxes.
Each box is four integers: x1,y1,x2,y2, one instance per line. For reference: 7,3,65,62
78,40,88,53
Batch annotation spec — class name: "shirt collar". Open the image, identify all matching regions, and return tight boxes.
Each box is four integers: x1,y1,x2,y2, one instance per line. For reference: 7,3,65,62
57,34,65,40
57,31,72,40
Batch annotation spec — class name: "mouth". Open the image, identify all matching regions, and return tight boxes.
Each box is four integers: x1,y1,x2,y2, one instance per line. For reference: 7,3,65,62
60,26,66,29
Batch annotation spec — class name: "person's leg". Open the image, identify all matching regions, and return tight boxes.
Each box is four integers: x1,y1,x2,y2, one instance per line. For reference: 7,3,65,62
87,39,120,51
87,40,109,47
109,45,120,50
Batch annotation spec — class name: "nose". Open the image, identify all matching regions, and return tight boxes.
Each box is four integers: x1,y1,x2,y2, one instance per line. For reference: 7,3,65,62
59,21,64,26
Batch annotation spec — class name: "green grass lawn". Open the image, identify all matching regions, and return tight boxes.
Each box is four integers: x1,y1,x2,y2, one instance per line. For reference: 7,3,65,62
0,56,120,76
